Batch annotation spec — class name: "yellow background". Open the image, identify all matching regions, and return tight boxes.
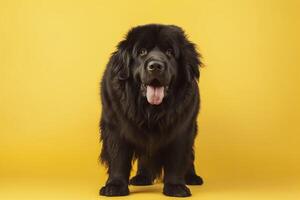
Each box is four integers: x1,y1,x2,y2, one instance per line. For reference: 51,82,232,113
1,0,300,199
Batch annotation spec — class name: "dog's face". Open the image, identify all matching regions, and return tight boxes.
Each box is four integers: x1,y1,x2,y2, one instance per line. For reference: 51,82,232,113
111,24,201,105
135,47,177,105
132,32,179,105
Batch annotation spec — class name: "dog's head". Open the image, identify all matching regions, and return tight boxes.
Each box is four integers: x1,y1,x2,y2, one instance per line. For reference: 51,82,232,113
110,24,202,105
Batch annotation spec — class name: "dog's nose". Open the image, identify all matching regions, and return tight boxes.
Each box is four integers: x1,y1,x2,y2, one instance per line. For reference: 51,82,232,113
147,60,165,72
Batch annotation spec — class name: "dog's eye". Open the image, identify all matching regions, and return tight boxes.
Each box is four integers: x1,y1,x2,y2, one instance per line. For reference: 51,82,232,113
166,49,173,56
139,48,148,56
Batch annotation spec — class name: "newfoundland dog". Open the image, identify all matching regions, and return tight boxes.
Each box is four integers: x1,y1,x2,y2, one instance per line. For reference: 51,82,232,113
99,24,203,197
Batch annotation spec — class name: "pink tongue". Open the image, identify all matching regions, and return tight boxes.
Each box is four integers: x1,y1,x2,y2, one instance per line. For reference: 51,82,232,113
146,86,165,105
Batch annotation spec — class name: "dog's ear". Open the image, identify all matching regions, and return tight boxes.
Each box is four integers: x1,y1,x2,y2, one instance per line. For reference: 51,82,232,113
181,40,202,82
168,25,202,82
110,40,131,80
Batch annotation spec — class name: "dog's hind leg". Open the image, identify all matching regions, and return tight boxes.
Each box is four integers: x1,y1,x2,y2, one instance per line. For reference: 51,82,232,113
130,156,154,186
184,151,204,185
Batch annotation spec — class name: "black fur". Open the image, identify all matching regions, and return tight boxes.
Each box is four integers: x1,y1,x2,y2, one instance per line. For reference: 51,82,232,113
99,24,203,197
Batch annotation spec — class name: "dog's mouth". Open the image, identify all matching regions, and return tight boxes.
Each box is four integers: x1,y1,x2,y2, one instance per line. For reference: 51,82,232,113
141,79,169,105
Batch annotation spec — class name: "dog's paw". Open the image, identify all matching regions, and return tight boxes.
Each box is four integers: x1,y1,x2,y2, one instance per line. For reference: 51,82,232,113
99,183,129,196
163,183,191,197
185,174,204,185
130,175,153,186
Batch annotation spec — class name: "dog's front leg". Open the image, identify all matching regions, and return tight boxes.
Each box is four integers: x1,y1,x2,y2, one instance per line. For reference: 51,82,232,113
163,137,192,197
99,132,133,196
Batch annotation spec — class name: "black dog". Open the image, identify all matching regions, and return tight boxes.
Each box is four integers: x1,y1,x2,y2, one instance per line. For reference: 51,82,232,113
99,24,203,197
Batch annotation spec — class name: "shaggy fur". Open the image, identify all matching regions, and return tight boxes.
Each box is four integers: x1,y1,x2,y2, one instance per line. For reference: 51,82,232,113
99,24,203,197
